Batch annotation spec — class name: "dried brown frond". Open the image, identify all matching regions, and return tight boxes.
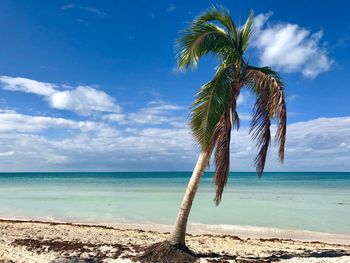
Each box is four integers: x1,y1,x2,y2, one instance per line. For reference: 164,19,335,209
250,96,271,176
244,67,287,174
275,97,286,162
233,109,240,130
230,98,240,131
213,111,232,205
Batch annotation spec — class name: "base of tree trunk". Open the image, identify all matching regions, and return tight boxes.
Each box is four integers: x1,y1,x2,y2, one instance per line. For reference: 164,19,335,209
139,241,196,263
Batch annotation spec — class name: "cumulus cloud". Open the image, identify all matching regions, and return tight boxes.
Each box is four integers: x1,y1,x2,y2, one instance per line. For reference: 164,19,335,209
0,77,348,172
0,76,121,116
127,100,184,125
230,117,350,171
0,109,194,171
0,77,186,127
0,76,56,96
252,12,332,78
102,113,126,123
0,108,349,172
102,100,185,126
0,109,109,133
48,86,120,115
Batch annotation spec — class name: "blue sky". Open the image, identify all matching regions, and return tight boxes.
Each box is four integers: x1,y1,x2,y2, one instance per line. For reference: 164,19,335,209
0,0,349,171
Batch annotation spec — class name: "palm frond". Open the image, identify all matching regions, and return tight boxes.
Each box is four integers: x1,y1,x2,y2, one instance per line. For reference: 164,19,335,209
275,99,286,162
232,108,240,130
213,111,231,205
240,10,254,53
195,5,237,41
190,64,233,150
212,93,240,205
244,66,287,175
176,23,235,69
250,95,271,176
230,92,241,130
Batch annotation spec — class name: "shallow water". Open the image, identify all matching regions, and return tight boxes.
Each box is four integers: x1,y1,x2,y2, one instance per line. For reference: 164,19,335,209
0,172,349,235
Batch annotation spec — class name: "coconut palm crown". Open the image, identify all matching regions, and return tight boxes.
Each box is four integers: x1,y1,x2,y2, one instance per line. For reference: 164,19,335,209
177,6,287,205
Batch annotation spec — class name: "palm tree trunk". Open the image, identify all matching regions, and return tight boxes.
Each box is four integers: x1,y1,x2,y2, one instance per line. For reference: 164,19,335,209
167,143,215,245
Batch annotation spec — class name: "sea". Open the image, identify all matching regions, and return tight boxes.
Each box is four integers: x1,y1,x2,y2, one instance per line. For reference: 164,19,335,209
0,172,349,240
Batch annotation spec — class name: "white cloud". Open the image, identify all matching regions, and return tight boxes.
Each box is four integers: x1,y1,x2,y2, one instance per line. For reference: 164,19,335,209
0,76,121,116
76,18,88,25
83,7,107,17
166,3,176,12
237,93,245,105
237,113,251,121
109,100,185,126
61,4,107,16
0,110,108,133
128,100,183,125
0,109,194,171
102,113,126,123
252,12,332,78
61,3,75,10
0,76,56,96
286,94,298,103
0,77,186,127
0,151,14,157
48,86,120,115
0,76,348,171
0,108,349,172
229,117,350,171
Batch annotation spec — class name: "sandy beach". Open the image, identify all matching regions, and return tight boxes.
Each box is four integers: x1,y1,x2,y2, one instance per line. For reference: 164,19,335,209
0,220,349,263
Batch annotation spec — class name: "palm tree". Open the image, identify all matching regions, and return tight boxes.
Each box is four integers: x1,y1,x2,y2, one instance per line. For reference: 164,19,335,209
141,5,286,262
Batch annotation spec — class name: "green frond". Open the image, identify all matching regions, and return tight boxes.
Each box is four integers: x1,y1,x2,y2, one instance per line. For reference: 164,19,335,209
240,10,254,52
176,22,235,69
195,5,237,41
190,64,233,150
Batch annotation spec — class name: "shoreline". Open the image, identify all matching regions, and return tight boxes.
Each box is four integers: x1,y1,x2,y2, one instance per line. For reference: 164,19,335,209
1,218,349,246
0,219,350,262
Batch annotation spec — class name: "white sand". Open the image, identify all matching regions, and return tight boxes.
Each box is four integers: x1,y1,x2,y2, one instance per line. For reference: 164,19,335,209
0,220,349,262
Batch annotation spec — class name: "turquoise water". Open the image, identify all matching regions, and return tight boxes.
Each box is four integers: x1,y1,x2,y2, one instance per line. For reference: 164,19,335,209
0,172,349,235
